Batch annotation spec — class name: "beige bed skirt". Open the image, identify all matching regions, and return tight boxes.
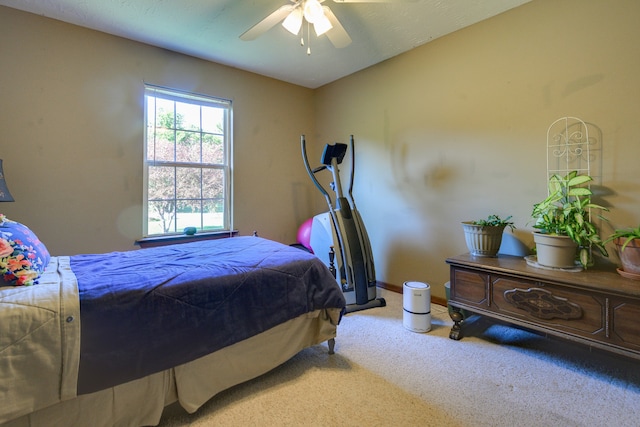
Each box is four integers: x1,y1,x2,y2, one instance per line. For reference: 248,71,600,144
2,308,340,427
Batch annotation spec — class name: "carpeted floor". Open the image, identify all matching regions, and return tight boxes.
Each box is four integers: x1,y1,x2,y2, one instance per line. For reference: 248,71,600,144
156,289,640,426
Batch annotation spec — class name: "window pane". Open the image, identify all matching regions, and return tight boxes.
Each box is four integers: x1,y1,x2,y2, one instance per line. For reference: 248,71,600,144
203,199,224,230
202,106,223,133
146,97,156,160
152,100,177,162
146,129,155,161
203,134,224,164
154,131,175,162
176,167,201,199
155,98,175,128
148,200,176,234
176,102,201,131
148,166,175,199
202,168,224,200
176,131,200,163
176,200,201,230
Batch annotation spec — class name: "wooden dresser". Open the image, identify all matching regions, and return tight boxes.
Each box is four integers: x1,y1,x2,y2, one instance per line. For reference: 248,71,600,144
446,253,640,360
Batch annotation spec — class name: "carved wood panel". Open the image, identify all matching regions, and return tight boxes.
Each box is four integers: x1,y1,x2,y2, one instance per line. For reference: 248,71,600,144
451,269,488,306
612,300,640,350
503,287,582,320
491,276,605,337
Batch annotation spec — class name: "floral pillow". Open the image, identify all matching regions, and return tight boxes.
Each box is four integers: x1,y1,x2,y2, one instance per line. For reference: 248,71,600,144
0,214,50,286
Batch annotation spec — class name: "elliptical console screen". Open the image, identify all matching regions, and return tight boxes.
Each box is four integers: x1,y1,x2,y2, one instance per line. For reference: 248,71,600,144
320,143,348,165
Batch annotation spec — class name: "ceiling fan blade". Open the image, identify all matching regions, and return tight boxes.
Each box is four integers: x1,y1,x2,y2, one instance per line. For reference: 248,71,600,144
240,5,295,41
323,7,352,48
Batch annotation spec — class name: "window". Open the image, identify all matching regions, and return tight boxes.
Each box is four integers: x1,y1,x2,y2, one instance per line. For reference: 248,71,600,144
143,85,232,236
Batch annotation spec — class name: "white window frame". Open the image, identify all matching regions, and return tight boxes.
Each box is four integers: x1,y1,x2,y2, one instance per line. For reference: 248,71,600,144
143,84,233,236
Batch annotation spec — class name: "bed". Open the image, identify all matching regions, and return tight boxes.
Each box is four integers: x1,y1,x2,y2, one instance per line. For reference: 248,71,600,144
0,224,346,427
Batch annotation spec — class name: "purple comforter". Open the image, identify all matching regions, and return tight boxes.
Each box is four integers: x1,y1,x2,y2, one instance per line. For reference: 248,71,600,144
72,236,345,395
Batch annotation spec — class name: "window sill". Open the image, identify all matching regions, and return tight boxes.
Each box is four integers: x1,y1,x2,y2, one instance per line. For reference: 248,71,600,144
135,230,239,248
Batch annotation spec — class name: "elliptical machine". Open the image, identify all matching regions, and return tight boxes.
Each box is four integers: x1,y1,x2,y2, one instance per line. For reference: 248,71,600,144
301,135,385,313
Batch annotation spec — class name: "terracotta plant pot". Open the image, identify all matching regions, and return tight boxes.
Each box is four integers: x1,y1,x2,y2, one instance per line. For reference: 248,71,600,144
462,222,505,257
533,232,578,268
615,237,640,275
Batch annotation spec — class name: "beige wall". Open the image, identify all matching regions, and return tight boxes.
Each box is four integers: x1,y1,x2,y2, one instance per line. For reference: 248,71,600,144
315,0,640,299
0,6,317,255
2,0,639,300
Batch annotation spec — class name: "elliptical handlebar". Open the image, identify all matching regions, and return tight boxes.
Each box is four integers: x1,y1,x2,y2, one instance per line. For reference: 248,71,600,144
301,135,332,204
347,135,355,204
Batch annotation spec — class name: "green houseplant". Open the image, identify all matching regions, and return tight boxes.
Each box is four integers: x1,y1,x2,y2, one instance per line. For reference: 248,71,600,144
531,171,608,268
604,225,640,276
462,215,515,257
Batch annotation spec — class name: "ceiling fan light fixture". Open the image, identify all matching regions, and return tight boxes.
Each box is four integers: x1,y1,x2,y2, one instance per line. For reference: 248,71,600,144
313,12,333,36
282,7,303,35
303,0,324,24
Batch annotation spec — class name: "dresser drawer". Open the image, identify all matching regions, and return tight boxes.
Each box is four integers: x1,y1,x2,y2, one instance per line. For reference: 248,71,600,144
450,268,488,307
610,297,640,351
491,276,605,340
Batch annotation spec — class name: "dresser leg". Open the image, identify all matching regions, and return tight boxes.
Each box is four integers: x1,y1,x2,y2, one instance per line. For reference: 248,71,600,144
449,309,464,340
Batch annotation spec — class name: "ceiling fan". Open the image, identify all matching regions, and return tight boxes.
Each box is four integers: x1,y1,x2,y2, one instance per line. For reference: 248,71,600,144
240,0,410,50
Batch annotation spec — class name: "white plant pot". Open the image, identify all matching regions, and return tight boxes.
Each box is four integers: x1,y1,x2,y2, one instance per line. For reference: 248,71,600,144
533,232,578,268
462,222,505,257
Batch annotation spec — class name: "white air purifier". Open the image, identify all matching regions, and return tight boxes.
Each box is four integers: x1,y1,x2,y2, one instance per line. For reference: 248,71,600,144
403,281,431,333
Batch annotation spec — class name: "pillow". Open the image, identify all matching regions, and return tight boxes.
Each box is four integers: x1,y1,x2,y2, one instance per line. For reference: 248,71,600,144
0,214,50,286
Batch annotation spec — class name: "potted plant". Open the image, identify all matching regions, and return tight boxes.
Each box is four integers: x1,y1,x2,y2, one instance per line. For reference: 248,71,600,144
604,225,640,277
462,214,515,257
531,171,608,269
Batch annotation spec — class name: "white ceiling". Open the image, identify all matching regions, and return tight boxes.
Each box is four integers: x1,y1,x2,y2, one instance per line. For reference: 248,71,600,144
0,0,531,89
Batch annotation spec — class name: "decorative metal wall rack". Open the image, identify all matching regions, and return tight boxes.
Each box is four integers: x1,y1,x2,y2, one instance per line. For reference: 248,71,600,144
546,116,593,186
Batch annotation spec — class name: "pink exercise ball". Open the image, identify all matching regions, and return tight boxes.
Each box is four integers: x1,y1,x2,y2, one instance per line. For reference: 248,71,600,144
297,218,314,252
